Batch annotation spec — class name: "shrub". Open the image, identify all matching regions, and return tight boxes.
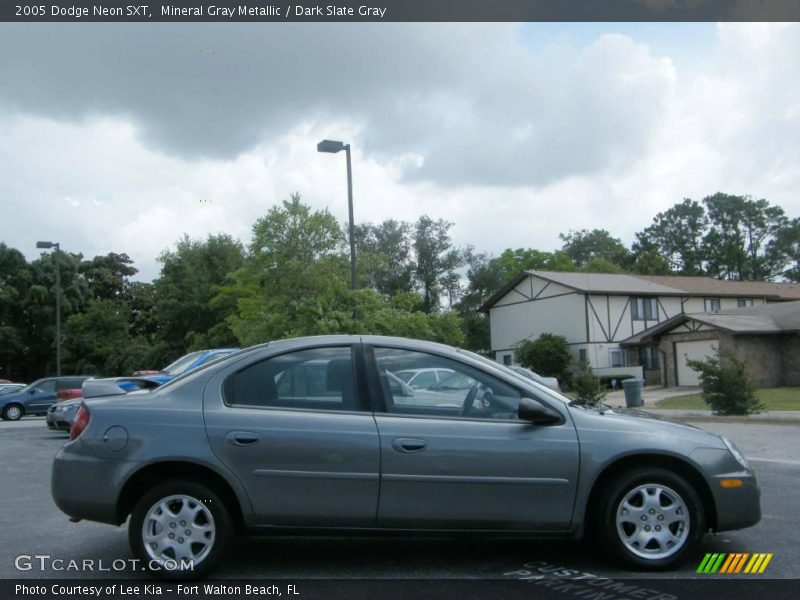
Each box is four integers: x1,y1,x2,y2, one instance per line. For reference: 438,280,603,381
686,350,763,416
515,333,572,385
572,369,607,406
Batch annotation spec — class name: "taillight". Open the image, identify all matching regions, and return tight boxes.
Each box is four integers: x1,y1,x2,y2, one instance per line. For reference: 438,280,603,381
70,404,90,440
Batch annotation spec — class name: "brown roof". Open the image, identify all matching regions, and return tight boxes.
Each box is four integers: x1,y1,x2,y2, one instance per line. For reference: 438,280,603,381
622,300,800,344
481,270,800,311
635,275,800,299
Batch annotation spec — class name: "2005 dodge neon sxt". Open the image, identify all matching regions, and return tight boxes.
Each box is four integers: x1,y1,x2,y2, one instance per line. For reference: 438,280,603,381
52,336,760,578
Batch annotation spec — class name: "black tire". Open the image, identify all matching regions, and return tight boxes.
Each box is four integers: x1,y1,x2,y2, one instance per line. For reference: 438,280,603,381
129,480,233,580
2,403,24,421
597,467,705,570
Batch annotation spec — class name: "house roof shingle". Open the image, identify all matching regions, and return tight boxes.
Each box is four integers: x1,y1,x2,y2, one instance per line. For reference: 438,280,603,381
480,270,800,312
621,300,800,344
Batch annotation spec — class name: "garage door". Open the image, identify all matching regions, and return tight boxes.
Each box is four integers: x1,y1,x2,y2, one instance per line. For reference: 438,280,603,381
675,339,718,386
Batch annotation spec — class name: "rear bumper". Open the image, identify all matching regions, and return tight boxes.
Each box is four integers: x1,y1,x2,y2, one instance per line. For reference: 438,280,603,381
51,442,125,525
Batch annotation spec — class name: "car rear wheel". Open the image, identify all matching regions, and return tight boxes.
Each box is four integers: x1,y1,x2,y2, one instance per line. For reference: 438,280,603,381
129,480,233,579
2,403,23,421
597,467,704,570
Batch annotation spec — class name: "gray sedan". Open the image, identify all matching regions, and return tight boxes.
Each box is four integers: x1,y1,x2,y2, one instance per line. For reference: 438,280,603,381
51,336,760,579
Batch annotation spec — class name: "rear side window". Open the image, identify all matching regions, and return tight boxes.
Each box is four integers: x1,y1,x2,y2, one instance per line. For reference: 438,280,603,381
224,347,358,412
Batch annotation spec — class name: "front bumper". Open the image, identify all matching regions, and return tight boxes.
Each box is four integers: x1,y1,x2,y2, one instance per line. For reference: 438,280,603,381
711,471,761,531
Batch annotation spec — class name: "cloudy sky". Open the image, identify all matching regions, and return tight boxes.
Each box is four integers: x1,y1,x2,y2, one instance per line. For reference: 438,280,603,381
1,22,799,280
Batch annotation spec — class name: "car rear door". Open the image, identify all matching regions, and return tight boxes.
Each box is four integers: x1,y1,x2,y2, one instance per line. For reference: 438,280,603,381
203,343,380,527
366,344,580,531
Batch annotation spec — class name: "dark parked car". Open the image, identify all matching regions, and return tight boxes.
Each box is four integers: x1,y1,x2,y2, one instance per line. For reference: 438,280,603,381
52,336,760,579
47,377,163,431
1,376,90,420
132,348,239,384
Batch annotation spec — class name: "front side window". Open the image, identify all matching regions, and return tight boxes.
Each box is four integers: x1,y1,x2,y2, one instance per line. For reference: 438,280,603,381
631,297,657,320
225,346,356,411
35,380,56,394
373,347,521,420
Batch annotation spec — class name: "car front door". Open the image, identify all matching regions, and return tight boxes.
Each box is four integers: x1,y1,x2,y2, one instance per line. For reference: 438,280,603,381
368,345,580,531
203,344,380,527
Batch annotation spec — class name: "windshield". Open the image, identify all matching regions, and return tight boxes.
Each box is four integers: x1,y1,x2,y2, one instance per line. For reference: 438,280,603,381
161,351,206,376
15,379,45,394
457,349,573,405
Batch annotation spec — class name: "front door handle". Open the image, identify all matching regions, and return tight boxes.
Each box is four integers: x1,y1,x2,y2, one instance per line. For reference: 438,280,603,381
391,437,427,453
226,431,260,446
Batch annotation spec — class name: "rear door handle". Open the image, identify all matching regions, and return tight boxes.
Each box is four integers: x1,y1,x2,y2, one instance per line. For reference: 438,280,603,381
226,431,260,446
391,437,427,453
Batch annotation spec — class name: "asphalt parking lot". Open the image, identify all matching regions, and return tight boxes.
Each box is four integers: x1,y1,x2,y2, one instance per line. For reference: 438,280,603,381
1,416,798,580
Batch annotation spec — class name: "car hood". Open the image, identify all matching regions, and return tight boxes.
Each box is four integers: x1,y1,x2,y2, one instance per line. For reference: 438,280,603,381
569,404,725,448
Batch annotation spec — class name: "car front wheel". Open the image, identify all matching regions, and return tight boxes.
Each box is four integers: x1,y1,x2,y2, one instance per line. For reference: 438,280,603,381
129,480,233,579
598,467,705,570
2,403,24,421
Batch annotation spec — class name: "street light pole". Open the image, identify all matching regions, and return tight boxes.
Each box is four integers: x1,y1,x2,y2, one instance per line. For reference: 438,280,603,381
317,139,357,317
344,143,356,295
36,241,61,376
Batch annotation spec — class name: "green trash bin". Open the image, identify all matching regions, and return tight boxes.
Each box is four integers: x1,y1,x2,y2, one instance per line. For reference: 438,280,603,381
622,378,644,408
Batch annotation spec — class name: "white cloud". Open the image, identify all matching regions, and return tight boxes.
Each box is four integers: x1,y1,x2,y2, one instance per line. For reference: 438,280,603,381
1,23,799,282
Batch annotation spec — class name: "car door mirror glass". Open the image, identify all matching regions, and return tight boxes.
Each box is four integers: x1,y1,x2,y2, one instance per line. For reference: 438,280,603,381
518,397,562,425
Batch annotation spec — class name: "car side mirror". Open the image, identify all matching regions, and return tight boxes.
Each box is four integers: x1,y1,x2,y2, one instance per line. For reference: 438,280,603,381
518,397,563,425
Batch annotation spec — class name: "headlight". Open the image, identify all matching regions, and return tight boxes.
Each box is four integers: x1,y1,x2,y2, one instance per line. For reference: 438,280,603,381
721,436,749,469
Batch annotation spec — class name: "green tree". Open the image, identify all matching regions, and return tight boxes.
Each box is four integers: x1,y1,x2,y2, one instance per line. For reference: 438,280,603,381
702,193,790,280
63,299,151,376
769,217,800,281
0,244,32,380
413,216,462,313
225,194,351,344
686,350,763,416
153,233,245,364
514,333,572,385
355,219,415,296
494,248,576,279
559,229,631,270
79,253,138,300
633,199,707,275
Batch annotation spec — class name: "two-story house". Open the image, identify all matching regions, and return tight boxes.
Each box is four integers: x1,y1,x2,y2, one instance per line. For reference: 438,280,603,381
481,271,800,386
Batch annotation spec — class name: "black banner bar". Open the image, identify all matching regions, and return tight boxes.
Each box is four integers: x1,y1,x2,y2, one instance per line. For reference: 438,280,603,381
2,579,800,600
3,0,800,23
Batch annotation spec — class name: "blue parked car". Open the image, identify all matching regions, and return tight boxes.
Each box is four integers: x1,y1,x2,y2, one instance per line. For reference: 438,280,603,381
1,376,91,421
133,349,239,384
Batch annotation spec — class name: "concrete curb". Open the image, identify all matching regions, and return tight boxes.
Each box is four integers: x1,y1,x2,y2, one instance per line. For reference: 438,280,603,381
636,408,800,425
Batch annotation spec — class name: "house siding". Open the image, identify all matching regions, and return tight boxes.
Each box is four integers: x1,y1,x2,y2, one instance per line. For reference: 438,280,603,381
489,281,584,361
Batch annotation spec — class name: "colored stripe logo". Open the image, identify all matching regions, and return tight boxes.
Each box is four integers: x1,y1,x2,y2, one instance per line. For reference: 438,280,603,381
697,553,773,574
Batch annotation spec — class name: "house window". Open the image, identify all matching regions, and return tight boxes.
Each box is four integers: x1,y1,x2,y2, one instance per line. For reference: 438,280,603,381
631,297,657,321
502,354,512,366
639,346,659,370
704,298,721,312
609,348,624,368
737,298,754,307
578,348,587,364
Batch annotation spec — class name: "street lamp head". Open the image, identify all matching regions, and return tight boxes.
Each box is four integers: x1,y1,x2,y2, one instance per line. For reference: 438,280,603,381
36,241,55,249
317,139,346,154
